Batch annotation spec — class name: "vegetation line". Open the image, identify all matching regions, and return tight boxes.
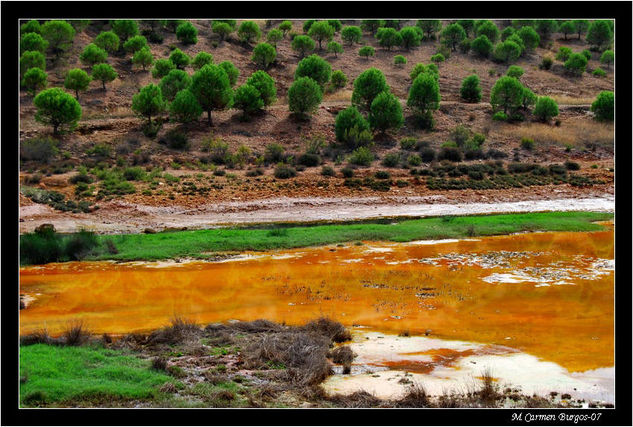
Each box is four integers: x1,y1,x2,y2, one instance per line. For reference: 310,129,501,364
20,211,612,265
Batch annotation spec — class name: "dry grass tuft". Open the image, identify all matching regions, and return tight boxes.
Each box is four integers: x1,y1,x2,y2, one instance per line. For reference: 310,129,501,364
393,383,431,408
148,316,201,345
328,346,356,374
302,317,352,343
328,390,383,408
62,320,90,346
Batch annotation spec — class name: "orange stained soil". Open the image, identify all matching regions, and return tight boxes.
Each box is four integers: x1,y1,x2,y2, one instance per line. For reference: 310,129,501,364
19,228,614,373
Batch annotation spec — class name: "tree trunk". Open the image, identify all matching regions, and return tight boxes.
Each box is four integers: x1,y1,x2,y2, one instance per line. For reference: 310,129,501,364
75,90,79,100
207,110,212,126
148,114,151,125
102,81,106,91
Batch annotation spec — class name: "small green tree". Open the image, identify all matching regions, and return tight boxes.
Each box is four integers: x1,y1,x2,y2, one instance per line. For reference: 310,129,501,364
91,63,117,90
517,26,540,51
237,21,261,44
294,54,331,87
555,46,572,61
278,20,293,36
218,61,240,86
590,91,614,121
327,20,342,32
407,73,441,118
441,23,466,51
159,69,191,101
267,28,283,46
394,55,407,66
521,87,537,111
20,51,46,75
471,35,493,57
506,65,524,79
369,91,403,134
600,50,614,70
490,76,524,115
192,52,214,70
94,31,120,53
20,32,48,53
303,20,316,33
21,20,41,35
251,43,277,69
40,20,76,56
376,27,402,50
506,34,525,56
21,67,48,95
559,21,576,40
233,84,264,118
132,46,154,70
476,20,500,43
176,21,198,44
288,77,322,119
416,20,441,39
327,41,343,57
64,68,92,99
359,46,375,59
532,96,559,122
362,20,386,35
399,26,422,50
291,35,316,58
190,64,234,126
457,20,475,37
573,20,590,40
493,40,521,63
246,70,277,106
212,21,233,42
110,20,139,42
331,70,347,88
564,53,587,76
169,48,190,69
460,74,481,103
501,26,516,41
534,20,557,40
123,35,147,53
352,67,388,110
341,26,362,45
170,89,202,123
308,21,335,50
33,87,82,134
131,83,167,125
152,58,176,78
335,106,370,144
79,43,108,65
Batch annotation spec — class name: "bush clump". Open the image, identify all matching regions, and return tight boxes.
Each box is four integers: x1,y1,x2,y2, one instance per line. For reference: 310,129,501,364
274,163,297,179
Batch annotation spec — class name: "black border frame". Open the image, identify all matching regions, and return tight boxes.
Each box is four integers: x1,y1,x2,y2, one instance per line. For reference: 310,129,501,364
3,2,631,425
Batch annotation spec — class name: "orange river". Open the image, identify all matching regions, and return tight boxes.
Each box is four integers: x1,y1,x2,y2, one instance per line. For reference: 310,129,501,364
19,228,614,373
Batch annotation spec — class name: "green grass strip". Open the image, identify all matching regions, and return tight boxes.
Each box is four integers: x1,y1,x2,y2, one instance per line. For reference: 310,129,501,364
92,211,612,262
20,344,174,406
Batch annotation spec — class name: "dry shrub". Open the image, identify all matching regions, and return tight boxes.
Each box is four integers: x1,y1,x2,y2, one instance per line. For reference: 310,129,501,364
478,368,499,407
328,346,356,374
228,319,285,333
329,390,382,408
394,383,431,408
20,328,52,346
302,317,351,343
148,316,200,345
62,320,90,346
501,119,613,149
243,331,332,386
213,390,235,401
151,356,168,371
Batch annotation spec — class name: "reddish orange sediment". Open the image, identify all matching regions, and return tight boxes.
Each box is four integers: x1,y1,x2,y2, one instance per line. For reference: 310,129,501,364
19,229,614,373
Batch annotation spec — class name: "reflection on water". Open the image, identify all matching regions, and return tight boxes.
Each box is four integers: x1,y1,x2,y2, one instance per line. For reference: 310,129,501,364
20,229,614,374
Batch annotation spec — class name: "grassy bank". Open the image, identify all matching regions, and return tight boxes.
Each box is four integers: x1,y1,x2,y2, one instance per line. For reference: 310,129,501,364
20,211,613,265
93,211,612,262
20,344,175,407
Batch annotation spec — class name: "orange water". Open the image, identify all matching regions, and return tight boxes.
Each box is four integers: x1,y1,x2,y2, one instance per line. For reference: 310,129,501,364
19,229,614,373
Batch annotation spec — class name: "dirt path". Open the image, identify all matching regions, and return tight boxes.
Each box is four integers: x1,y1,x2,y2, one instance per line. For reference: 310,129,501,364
19,193,615,234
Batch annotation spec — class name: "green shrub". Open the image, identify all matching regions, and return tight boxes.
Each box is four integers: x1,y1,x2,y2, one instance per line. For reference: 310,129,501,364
264,143,285,163
161,129,189,150
358,46,375,59
565,161,580,171
438,147,462,162
381,152,400,167
321,166,335,176
506,65,524,78
288,77,322,118
600,50,614,69
274,163,297,179
375,170,391,179
460,74,481,103
590,91,613,121
352,68,388,111
21,67,48,95
33,88,82,134
349,147,374,166
420,147,436,163
592,68,606,77
21,32,49,54
520,137,535,150
394,55,407,66
341,167,354,178
586,20,613,50
407,154,422,166
20,137,59,163
331,70,347,89
297,153,320,167
555,46,572,61
471,35,493,57
170,89,202,123
564,53,587,76
94,31,119,53
233,84,264,118
238,21,262,44
291,35,315,58
400,137,417,151
41,20,76,57
540,56,553,70
430,53,445,63
492,111,508,121
151,59,176,79
493,40,521,63
251,42,277,69
369,91,403,133
327,41,343,57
